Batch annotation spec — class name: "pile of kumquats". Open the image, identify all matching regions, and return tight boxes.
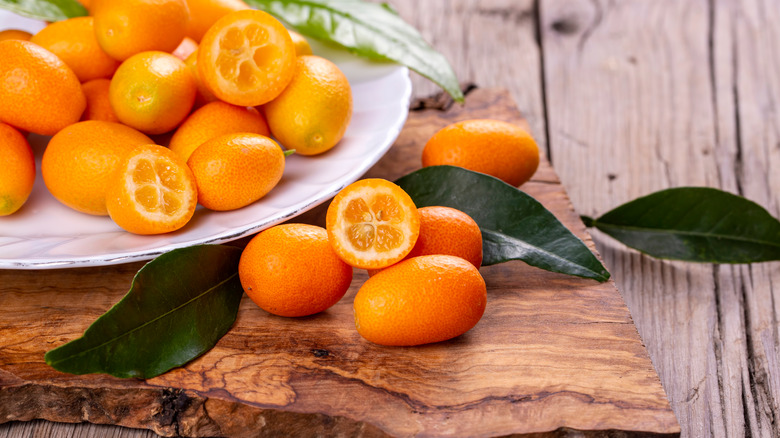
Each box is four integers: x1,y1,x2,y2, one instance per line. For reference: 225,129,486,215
0,0,541,346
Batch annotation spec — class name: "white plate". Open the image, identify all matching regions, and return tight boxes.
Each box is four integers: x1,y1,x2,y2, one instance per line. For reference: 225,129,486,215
0,11,411,269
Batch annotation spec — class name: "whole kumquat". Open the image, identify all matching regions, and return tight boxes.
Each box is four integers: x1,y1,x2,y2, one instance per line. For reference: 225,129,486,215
109,51,196,134
42,121,153,215
239,224,353,317
0,122,35,216
354,255,487,346
288,30,312,56
264,55,352,156
422,119,540,187
0,29,32,42
187,133,286,211
0,40,85,136
184,0,248,43
30,17,119,82
92,0,190,61
169,101,270,162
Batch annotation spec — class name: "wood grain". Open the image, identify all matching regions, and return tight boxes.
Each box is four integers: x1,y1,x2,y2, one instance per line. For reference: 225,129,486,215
539,0,780,436
4,0,779,436
0,89,677,437
391,0,548,152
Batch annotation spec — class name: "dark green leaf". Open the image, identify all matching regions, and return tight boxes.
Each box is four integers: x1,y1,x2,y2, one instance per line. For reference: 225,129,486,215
586,187,780,263
396,166,610,282
244,0,464,102
45,245,244,379
0,0,86,22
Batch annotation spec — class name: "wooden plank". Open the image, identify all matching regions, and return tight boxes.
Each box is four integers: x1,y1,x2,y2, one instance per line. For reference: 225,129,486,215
0,88,678,437
716,0,780,435
2,2,553,435
391,0,548,151
540,0,780,436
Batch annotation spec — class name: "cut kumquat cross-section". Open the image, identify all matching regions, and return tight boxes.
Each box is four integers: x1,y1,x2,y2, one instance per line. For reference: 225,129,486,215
198,9,296,106
106,144,198,235
326,179,421,270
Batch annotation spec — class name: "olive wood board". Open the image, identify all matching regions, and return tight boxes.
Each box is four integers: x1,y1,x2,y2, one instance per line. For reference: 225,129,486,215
0,88,680,437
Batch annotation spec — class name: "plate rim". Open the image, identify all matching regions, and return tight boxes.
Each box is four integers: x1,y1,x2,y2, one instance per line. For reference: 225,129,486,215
0,66,411,270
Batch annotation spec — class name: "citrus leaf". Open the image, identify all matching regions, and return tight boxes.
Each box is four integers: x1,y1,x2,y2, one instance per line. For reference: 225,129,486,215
396,166,610,282
244,0,464,103
583,187,780,263
0,0,86,21
45,245,244,379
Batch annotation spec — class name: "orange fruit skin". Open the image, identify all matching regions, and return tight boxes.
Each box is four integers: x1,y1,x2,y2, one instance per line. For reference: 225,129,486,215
93,0,190,61
0,30,32,42
109,51,196,134
81,78,120,123
30,17,119,82
369,206,483,276
198,9,296,106
187,133,285,211
42,121,153,215
184,49,219,108
288,30,312,56
169,101,270,161
264,55,352,156
0,122,35,216
106,144,197,234
184,0,249,43
422,119,540,187
326,178,421,270
354,255,487,346
239,223,353,317
0,40,86,136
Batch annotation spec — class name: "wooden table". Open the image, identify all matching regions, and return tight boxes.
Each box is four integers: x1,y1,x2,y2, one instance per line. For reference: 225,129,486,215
1,0,778,437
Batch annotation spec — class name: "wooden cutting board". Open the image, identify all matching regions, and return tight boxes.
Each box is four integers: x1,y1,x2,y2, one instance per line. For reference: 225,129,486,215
0,88,680,437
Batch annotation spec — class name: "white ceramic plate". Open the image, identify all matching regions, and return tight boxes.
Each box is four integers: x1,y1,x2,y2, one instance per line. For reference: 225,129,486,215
0,11,411,269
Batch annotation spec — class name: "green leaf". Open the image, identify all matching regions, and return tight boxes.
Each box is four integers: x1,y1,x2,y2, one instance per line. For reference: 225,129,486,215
244,0,464,103
0,0,86,22
585,187,780,263
45,245,244,379
396,166,610,282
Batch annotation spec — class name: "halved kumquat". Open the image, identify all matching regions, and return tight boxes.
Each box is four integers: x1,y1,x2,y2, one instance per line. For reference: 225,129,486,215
198,9,296,106
106,144,198,235
326,179,420,270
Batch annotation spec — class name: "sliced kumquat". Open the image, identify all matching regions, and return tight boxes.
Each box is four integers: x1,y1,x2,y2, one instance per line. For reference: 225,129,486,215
326,179,420,270
106,144,197,235
198,9,295,106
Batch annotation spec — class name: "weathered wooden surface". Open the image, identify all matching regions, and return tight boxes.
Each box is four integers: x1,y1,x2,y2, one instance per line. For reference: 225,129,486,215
0,88,677,437
3,0,779,436
538,0,780,437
